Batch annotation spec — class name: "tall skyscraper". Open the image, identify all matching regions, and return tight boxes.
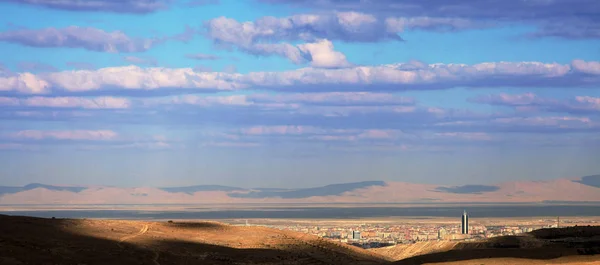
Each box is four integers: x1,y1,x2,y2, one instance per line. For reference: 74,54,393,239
352,231,361,240
461,210,469,234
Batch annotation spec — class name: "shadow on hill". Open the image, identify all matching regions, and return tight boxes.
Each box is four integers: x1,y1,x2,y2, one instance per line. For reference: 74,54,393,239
393,227,600,265
0,214,387,265
163,221,227,230
393,248,579,265
529,226,600,239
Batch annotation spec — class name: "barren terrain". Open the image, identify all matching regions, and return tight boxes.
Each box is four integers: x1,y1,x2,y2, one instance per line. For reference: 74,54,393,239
0,214,599,265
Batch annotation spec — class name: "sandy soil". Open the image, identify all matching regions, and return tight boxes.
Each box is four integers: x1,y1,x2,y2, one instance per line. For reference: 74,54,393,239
0,214,598,265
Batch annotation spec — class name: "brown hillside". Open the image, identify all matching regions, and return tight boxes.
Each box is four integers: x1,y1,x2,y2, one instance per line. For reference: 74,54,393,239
1,214,599,265
371,241,459,261
383,227,600,265
0,214,389,265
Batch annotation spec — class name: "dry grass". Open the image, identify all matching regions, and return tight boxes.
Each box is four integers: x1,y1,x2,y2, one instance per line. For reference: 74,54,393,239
0,214,598,265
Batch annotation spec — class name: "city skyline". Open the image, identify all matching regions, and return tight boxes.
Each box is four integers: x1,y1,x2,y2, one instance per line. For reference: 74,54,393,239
0,0,599,188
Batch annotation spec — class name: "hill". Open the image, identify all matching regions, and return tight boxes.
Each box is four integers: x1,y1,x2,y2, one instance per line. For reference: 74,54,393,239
0,215,599,265
369,227,600,265
0,214,389,265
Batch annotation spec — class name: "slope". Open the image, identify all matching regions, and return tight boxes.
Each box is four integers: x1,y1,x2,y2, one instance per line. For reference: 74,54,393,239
373,227,600,265
0,214,390,265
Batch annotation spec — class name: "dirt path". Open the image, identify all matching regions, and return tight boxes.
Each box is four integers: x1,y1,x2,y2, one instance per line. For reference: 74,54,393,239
117,224,149,248
116,224,160,265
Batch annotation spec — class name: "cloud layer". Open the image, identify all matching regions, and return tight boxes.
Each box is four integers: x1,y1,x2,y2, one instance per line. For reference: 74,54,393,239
0,0,170,13
1,60,598,94
260,0,600,39
0,26,158,53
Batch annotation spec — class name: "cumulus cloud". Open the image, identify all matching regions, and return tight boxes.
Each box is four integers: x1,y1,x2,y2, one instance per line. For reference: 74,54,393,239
11,130,118,141
436,116,599,133
1,60,599,94
297,39,351,68
471,93,600,114
0,96,131,109
0,26,158,53
236,126,406,142
204,13,406,65
140,92,418,118
205,12,400,45
0,65,244,94
0,0,170,13
385,17,489,33
261,0,600,39
433,132,492,141
249,92,414,106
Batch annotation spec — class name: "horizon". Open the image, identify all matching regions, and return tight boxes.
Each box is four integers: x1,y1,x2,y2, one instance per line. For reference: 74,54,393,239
1,0,600,188
1,174,599,190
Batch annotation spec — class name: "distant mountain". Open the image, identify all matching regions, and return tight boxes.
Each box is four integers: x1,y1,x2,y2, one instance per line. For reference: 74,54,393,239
434,185,500,194
229,181,387,199
0,175,599,204
160,185,246,194
574,175,600,188
0,183,86,196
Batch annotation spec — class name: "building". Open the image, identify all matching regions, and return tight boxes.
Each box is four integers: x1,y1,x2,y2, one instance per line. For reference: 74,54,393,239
352,231,361,240
438,228,447,240
461,210,469,234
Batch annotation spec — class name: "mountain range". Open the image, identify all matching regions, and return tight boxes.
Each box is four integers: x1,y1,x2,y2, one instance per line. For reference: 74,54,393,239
0,175,599,205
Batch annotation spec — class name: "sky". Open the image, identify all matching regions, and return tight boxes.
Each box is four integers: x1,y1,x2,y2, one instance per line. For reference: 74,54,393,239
0,0,599,188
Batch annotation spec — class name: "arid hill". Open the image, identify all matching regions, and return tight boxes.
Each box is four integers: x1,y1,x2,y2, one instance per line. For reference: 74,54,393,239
1,214,599,265
0,214,389,265
371,226,600,265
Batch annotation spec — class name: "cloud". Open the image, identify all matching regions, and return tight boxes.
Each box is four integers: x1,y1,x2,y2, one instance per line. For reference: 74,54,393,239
528,19,600,39
0,66,243,94
385,17,490,33
260,0,600,39
186,0,219,6
0,0,170,13
0,63,12,77
16,62,57,73
249,92,414,106
1,60,599,94
241,125,323,135
297,39,351,68
572,60,600,75
471,93,600,114
436,116,599,133
65,61,96,70
0,26,158,53
185,53,220,60
122,56,158,66
205,12,400,45
201,141,259,148
0,96,131,109
432,132,493,141
223,64,237,73
140,92,417,118
204,13,403,65
11,130,118,141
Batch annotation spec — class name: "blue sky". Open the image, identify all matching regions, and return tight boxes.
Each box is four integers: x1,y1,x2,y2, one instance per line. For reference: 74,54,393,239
0,0,599,188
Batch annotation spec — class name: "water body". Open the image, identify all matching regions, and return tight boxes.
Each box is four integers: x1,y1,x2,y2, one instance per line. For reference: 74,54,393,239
1,205,599,219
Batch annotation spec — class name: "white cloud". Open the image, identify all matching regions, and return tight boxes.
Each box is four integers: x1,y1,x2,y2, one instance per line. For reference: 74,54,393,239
1,60,598,94
12,130,118,141
0,96,130,109
297,39,351,68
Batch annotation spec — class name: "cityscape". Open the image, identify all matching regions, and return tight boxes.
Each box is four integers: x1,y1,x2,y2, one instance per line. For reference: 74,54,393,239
230,212,600,249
